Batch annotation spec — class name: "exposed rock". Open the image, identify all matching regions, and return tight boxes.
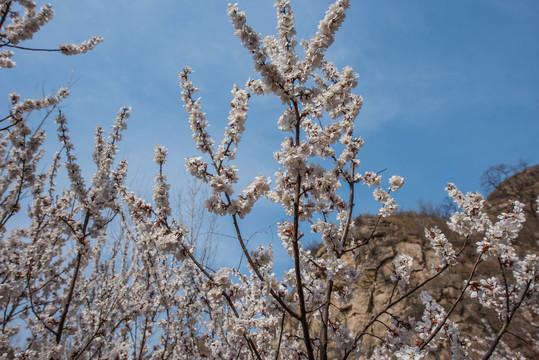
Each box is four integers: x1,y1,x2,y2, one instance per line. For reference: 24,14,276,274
324,165,539,358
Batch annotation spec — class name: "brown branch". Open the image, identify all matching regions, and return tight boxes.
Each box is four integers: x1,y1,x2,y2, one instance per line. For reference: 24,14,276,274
55,251,82,344
498,259,511,316
0,157,27,229
482,280,533,359
339,163,356,253
275,312,286,360
319,280,333,360
3,43,62,52
342,214,384,254
0,2,11,31
26,269,57,337
224,196,300,320
55,210,91,344
291,98,315,360
419,252,483,350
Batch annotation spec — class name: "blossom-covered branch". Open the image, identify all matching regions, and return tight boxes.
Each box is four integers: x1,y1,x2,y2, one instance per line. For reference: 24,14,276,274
0,0,102,69
0,0,536,359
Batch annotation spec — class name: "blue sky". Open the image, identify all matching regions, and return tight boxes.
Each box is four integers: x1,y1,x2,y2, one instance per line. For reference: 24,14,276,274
2,0,538,268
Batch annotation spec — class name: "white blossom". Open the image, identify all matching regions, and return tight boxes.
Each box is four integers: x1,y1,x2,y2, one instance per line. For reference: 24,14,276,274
4,3,54,45
0,50,15,68
59,35,103,55
392,254,413,287
425,226,457,268
153,145,167,165
362,171,381,187
395,345,428,360
389,175,405,190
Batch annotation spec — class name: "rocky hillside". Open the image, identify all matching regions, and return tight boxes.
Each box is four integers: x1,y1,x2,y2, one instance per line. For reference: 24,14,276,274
326,165,538,358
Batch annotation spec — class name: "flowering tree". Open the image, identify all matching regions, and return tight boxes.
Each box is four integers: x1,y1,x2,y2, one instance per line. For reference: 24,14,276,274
1,0,537,359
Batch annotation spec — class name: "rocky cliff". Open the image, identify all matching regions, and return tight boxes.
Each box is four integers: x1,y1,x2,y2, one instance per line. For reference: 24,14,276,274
329,165,539,358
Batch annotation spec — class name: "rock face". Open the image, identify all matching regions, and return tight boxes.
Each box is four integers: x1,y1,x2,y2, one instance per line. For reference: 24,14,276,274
327,165,539,358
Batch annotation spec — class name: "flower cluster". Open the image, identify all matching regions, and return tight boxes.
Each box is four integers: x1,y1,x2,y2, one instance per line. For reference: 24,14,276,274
391,254,413,287
477,200,525,262
304,0,350,73
446,183,490,237
0,49,15,68
394,345,428,360
371,175,404,217
59,36,103,55
415,291,470,358
0,1,102,68
424,226,457,269
3,2,54,45
153,144,167,165
153,146,171,218
11,87,70,120
363,171,381,187
227,3,289,101
389,175,405,191
370,315,420,360
180,68,273,222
